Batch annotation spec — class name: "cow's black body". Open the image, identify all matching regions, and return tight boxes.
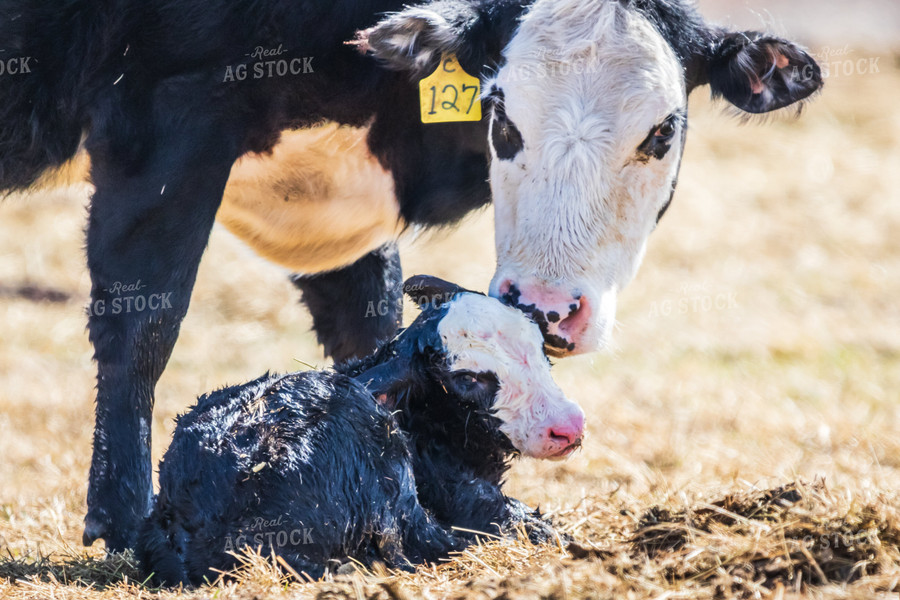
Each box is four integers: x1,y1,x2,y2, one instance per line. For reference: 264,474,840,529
0,0,527,550
138,294,552,586
0,0,821,551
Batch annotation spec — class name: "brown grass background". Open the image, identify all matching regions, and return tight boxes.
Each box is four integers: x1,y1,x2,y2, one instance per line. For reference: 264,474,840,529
0,3,898,598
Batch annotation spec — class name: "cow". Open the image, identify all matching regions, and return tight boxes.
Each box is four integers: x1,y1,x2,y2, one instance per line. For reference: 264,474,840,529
0,0,822,550
138,276,573,585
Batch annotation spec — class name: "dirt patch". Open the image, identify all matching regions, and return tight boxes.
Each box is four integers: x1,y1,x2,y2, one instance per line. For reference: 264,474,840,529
560,482,900,598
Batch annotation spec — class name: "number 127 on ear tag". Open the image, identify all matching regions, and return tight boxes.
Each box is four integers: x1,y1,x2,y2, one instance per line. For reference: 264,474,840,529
419,54,482,124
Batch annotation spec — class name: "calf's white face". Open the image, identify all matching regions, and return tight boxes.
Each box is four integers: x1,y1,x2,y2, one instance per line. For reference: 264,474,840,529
487,2,686,355
438,293,584,460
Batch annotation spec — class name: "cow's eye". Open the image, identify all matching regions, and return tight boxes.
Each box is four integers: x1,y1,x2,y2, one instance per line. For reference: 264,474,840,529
654,116,677,141
491,111,524,160
638,114,681,160
487,87,524,160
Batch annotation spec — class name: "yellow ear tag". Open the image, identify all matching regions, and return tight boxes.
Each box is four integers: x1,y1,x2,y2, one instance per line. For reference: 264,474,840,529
419,54,482,124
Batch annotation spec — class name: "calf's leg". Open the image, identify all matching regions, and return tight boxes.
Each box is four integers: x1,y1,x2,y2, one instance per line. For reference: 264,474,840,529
291,242,402,363
82,99,242,551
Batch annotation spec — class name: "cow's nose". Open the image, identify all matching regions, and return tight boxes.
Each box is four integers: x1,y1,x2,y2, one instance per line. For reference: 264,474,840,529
498,280,592,356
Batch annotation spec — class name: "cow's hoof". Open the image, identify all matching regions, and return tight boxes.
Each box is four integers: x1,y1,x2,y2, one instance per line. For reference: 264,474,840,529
82,515,106,547
83,514,133,552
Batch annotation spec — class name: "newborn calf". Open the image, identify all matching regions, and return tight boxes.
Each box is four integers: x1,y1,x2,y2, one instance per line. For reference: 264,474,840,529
138,276,584,585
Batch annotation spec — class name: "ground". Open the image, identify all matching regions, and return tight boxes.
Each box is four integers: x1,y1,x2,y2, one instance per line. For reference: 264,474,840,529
0,30,898,600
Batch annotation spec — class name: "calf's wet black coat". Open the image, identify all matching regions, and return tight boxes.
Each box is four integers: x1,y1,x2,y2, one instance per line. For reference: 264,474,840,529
138,280,554,585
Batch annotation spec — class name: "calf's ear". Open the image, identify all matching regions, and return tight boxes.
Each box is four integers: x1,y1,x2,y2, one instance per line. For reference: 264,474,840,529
356,357,412,410
403,275,481,310
353,2,483,77
355,319,444,408
705,31,823,114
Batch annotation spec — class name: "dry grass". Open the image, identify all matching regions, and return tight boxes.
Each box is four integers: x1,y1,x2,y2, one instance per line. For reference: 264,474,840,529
0,47,898,600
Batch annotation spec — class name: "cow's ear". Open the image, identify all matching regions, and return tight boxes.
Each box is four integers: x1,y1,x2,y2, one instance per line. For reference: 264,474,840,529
705,31,823,114
354,3,480,76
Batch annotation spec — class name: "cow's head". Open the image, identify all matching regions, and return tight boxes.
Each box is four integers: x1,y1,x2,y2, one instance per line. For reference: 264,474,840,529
363,0,823,356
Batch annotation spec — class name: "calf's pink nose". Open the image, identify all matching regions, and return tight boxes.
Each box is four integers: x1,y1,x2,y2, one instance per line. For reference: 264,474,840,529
545,412,585,446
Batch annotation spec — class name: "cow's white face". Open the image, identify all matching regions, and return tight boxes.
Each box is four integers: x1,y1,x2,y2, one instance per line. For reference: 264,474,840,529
363,0,823,357
486,2,686,354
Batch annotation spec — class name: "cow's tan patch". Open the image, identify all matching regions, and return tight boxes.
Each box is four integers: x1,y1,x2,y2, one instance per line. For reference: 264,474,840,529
49,124,403,275
218,124,404,274
29,152,92,191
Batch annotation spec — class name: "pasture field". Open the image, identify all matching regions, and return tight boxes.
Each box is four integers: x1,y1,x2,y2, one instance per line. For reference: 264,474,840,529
0,44,899,600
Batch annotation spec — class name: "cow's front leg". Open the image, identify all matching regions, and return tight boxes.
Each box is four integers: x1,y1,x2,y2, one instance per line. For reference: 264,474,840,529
291,242,402,363
82,115,240,551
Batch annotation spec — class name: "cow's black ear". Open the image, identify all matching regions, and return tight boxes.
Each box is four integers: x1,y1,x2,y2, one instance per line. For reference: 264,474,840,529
706,32,823,114
355,2,482,77
403,275,481,310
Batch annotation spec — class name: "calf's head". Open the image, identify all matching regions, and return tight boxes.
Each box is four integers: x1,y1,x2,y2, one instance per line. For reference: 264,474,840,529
357,275,584,460
363,0,824,356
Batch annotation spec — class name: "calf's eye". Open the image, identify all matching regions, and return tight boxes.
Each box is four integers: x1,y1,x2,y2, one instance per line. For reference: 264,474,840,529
459,373,478,386
449,371,498,397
